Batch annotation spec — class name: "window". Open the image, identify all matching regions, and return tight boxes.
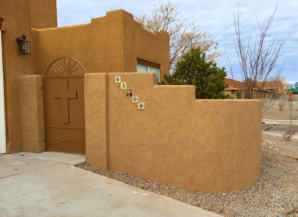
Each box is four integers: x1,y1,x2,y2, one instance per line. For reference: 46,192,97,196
236,92,242,99
245,92,250,99
136,59,160,83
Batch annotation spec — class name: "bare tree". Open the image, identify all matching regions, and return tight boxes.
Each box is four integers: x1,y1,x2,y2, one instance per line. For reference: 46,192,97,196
262,75,287,111
137,2,218,71
234,7,284,100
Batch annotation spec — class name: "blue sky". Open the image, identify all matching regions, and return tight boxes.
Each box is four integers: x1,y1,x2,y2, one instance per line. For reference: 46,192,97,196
57,0,298,84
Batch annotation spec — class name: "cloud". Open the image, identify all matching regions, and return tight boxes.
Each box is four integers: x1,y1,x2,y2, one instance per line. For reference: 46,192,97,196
57,0,298,83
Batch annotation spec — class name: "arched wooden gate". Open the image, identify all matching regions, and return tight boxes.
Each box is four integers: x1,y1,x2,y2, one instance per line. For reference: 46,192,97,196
44,57,86,154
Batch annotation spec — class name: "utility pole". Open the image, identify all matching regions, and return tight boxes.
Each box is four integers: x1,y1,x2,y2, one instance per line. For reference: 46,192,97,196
289,91,292,131
285,88,298,131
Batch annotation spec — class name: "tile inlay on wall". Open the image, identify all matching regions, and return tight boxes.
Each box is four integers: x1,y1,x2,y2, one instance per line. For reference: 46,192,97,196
114,76,145,110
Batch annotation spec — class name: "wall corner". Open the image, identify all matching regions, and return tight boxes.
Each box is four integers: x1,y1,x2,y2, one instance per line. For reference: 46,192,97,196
106,9,134,20
84,73,108,169
19,75,45,153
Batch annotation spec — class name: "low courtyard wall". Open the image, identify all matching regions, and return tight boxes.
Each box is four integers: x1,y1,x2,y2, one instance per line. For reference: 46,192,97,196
85,72,262,193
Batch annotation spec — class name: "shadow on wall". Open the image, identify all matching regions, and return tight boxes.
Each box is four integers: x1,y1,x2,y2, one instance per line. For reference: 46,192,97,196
85,72,263,193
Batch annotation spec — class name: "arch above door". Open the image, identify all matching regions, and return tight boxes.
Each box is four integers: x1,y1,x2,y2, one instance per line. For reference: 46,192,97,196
46,56,86,78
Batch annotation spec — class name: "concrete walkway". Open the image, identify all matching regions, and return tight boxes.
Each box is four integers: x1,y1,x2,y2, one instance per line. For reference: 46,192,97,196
0,152,221,217
263,119,298,125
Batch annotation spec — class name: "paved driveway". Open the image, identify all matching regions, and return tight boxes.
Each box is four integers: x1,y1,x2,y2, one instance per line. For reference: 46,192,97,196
0,152,221,217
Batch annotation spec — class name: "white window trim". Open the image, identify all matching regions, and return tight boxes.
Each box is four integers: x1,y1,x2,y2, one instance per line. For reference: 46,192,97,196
0,31,6,153
137,64,160,83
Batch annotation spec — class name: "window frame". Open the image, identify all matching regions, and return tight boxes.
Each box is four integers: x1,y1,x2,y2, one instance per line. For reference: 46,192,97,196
137,58,161,83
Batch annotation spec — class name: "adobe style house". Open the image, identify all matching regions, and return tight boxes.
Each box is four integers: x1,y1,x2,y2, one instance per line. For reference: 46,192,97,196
225,78,287,99
0,0,169,154
0,0,262,193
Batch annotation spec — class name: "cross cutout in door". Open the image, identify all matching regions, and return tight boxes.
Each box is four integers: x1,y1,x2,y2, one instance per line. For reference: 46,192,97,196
54,80,78,124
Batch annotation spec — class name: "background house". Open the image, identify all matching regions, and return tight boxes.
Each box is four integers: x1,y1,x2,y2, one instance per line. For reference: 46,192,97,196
225,78,289,99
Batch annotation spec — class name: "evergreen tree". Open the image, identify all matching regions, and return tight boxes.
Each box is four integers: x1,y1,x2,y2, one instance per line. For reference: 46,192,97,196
162,48,229,99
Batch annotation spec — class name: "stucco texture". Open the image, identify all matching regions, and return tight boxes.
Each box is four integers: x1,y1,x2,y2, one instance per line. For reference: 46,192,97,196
33,10,169,78
84,73,108,169
1,6,168,153
85,72,262,193
0,0,57,153
19,75,45,152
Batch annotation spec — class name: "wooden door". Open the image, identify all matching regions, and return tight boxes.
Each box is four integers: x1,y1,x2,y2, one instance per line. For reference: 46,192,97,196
44,57,86,154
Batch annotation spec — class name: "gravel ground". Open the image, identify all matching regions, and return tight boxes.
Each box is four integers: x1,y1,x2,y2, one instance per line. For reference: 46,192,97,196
77,135,298,217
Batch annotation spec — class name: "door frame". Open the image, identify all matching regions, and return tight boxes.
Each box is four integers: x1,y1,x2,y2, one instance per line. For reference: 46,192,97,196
0,30,7,153
44,57,86,154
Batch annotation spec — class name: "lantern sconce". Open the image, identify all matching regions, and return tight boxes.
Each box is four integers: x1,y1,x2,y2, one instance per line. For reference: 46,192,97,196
16,34,31,54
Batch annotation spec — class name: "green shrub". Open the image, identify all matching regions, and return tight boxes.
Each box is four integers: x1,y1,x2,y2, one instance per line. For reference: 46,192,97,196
162,48,229,99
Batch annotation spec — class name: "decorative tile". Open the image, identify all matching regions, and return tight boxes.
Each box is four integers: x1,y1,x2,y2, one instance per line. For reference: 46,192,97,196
114,76,121,83
116,80,144,110
132,96,138,103
126,89,133,97
138,102,145,110
120,82,127,89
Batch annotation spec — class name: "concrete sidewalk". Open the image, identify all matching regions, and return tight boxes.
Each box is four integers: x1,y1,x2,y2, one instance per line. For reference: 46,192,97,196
0,152,221,217
263,119,298,125
263,131,298,141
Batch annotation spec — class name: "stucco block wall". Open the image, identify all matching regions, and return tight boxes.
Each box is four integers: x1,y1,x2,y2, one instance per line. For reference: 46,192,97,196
29,0,57,29
84,73,108,169
85,72,262,193
122,12,169,79
1,7,168,153
0,0,57,152
33,10,169,77
19,75,45,152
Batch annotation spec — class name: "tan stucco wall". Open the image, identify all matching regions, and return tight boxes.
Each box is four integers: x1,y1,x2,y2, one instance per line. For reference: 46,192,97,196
19,75,45,152
84,73,108,169
122,12,169,79
29,0,57,29
33,10,169,77
1,5,168,153
0,0,56,152
85,72,262,192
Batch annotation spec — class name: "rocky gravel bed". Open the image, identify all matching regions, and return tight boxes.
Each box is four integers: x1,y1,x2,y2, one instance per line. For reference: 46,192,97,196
77,135,298,217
